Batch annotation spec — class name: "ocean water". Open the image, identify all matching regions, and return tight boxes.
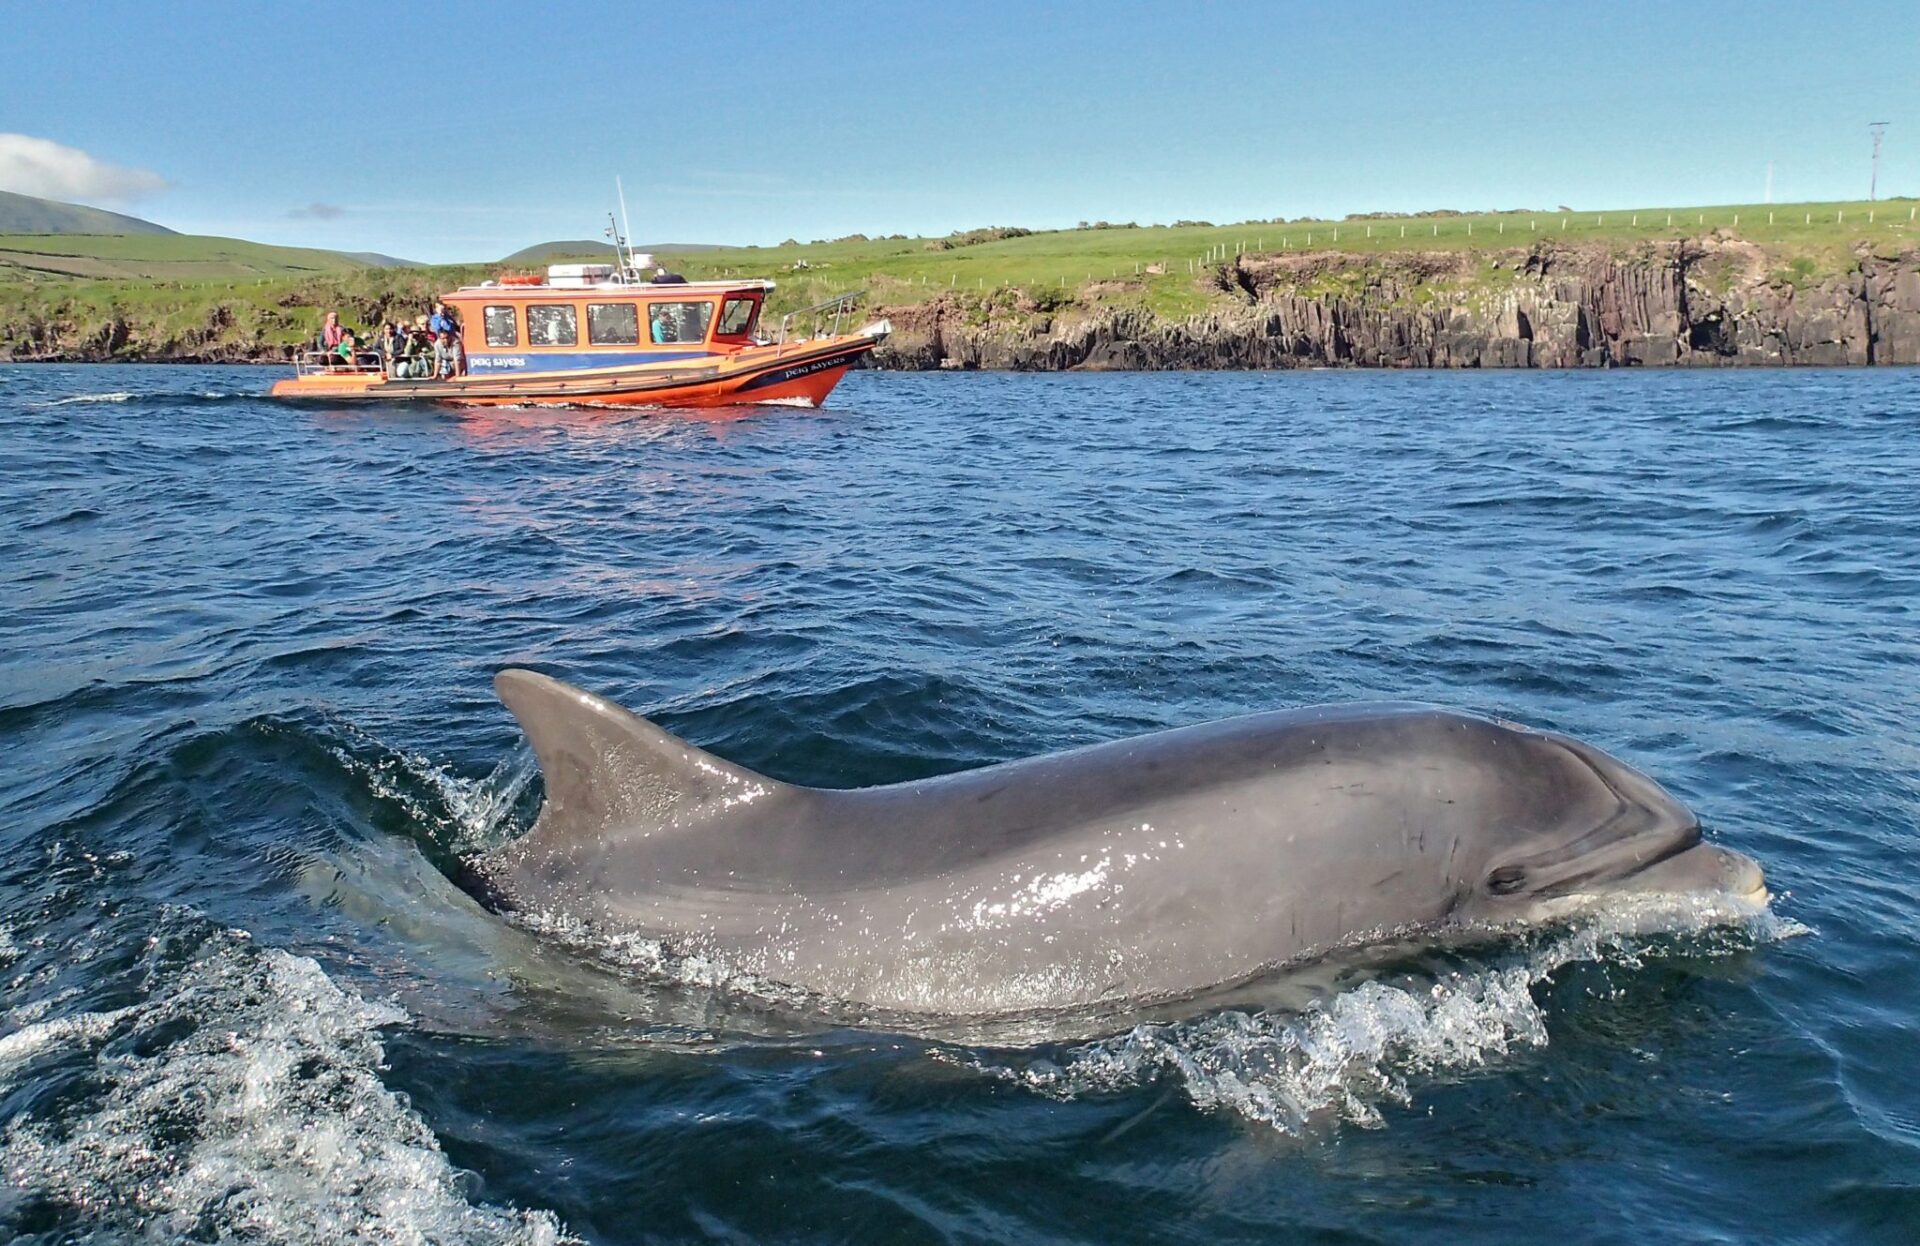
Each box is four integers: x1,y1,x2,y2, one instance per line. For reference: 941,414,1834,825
1,363,1916,1244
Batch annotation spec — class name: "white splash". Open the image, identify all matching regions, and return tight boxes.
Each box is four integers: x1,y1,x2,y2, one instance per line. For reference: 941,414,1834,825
515,908,803,1004
329,732,534,855
0,934,574,1243
36,391,135,406
973,901,1808,1135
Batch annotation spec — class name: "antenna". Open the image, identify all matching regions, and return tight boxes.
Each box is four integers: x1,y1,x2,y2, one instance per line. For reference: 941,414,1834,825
1870,122,1889,201
616,176,639,276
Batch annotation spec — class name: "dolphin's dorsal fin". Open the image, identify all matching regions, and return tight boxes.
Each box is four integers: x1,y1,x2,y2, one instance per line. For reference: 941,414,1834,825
494,668,796,847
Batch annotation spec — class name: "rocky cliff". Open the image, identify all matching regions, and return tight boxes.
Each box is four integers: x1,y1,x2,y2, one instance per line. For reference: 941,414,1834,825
870,237,1920,370
6,235,1918,369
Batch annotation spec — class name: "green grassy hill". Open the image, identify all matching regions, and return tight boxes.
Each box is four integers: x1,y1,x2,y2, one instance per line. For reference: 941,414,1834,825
500,239,616,265
0,189,175,236
500,240,728,264
0,231,380,282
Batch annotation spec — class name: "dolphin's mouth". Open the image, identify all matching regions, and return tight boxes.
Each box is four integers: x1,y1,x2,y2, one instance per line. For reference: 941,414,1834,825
1614,841,1770,908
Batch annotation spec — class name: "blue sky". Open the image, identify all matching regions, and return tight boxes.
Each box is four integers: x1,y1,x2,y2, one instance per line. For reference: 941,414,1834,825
5,1,1915,262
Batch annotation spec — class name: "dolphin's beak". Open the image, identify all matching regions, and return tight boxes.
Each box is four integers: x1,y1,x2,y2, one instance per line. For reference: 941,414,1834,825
1620,841,1769,908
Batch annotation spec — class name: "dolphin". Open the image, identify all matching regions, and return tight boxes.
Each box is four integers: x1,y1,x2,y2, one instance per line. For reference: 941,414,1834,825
475,669,1769,1016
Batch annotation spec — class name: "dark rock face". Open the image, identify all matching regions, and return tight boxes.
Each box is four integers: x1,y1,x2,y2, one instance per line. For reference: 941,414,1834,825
871,239,1920,371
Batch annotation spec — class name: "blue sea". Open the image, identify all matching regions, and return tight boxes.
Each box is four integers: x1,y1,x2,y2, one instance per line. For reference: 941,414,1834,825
1,364,1916,1244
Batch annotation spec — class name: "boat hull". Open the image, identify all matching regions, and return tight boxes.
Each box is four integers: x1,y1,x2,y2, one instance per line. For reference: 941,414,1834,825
268,335,879,409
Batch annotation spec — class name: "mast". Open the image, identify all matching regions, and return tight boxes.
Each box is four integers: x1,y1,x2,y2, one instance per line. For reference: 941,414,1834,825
616,176,640,280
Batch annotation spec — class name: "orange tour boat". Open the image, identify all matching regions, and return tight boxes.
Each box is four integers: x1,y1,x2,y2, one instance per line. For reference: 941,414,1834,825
271,257,890,409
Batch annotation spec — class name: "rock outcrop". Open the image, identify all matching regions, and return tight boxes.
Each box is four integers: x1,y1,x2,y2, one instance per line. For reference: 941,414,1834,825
870,238,1920,371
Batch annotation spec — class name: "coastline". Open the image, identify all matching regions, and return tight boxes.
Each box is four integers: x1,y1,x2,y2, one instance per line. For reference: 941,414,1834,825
6,235,1918,371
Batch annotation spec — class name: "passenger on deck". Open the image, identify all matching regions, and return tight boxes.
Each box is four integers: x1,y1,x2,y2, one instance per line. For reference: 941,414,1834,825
427,303,461,378
374,321,398,373
439,329,465,379
317,311,347,366
382,321,406,373
398,318,434,379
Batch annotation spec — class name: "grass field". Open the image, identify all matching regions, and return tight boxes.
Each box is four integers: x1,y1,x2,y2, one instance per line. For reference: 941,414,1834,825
625,198,1918,318
0,232,375,282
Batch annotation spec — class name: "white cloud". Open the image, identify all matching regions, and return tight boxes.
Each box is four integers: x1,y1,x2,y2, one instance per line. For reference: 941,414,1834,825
0,134,169,205
288,202,346,220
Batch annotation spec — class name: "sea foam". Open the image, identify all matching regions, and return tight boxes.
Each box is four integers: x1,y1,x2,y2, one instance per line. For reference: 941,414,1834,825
0,930,574,1243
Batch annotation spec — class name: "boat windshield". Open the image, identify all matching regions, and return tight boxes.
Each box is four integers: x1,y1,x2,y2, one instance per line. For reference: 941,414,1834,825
716,297,759,338
648,301,715,345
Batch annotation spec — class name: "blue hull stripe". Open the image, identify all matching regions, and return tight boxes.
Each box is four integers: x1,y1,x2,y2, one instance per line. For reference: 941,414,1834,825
466,350,713,373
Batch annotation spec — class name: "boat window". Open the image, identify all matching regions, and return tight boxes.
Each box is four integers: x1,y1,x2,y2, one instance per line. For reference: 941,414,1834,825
483,305,518,348
587,302,640,346
716,297,759,337
647,300,716,345
526,304,578,347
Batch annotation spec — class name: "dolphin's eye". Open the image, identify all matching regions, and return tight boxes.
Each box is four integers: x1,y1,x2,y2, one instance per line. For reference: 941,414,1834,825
1486,866,1528,895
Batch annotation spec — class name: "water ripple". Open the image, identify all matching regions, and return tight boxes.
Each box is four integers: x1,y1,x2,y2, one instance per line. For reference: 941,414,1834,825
2,363,1918,1242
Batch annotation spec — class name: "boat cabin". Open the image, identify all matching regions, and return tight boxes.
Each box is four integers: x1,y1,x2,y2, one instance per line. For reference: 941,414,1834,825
443,271,775,374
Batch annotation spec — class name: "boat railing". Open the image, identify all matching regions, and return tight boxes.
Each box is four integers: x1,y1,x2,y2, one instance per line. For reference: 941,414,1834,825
292,349,386,377
775,291,863,352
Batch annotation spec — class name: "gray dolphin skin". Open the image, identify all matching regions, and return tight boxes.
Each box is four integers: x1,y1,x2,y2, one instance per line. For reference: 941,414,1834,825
479,669,1769,1016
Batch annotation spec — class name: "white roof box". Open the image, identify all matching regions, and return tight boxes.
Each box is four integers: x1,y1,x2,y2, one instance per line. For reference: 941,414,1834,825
547,262,616,288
